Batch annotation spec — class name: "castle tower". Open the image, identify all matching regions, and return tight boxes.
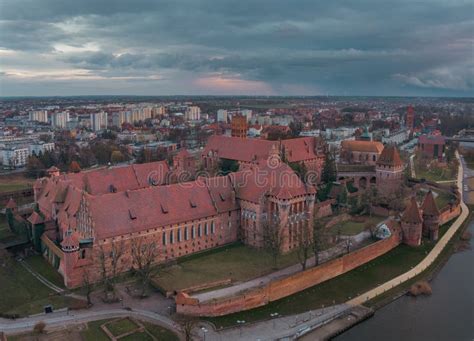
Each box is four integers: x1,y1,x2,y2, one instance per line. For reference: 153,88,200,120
401,197,423,246
421,190,440,241
231,114,248,138
27,211,45,252
376,145,404,195
60,230,80,288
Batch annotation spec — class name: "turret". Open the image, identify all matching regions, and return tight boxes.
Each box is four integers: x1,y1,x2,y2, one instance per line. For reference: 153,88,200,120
401,197,423,246
376,145,404,195
421,190,440,241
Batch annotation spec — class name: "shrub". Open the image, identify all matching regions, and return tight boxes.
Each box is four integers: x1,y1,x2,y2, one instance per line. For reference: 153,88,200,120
33,321,46,333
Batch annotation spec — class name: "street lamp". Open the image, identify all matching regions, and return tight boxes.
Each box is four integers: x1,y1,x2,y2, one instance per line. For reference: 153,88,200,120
201,327,208,341
270,313,279,329
236,320,246,336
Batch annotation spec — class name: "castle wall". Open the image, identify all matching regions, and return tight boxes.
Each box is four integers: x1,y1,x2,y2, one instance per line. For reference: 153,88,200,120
176,230,400,316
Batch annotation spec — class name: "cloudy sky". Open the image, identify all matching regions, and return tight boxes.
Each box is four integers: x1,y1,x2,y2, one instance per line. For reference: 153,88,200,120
0,0,472,96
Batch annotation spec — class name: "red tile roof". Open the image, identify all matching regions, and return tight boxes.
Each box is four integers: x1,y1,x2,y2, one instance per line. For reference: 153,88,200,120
341,140,384,153
422,191,440,216
87,179,218,239
402,197,423,224
377,145,403,167
202,135,321,163
231,161,315,203
5,197,16,209
27,211,44,225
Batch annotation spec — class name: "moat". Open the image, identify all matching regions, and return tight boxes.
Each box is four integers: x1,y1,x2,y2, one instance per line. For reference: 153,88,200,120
336,218,474,341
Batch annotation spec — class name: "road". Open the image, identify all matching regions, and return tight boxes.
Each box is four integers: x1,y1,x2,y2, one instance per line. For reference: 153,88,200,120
348,151,470,306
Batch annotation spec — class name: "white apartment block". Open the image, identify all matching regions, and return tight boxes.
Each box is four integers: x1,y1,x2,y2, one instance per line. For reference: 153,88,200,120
29,110,48,123
217,109,228,122
51,112,70,128
1,147,29,168
185,106,201,121
90,111,108,131
29,142,55,156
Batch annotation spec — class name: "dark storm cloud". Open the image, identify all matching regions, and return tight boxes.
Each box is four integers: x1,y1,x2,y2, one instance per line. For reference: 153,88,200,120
0,0,472,95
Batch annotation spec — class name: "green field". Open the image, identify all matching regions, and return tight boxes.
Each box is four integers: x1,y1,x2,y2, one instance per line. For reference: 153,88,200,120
0,258,75,316
433,190,456,209
207,222,454,328
335,216,384,236
414,157,457,182
24,255,65,288
153,243,299,292
0,175,32,193
80,319,179,341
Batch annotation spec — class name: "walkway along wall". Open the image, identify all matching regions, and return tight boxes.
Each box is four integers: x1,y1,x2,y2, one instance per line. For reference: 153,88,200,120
176,229,401,316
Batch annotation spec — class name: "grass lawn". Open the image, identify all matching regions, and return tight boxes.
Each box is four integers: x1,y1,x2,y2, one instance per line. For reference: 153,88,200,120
0,256,82,316
414,157,457,182
153,243,299,292
206,222,453,328
24,255,65,288
0,175,32,193
433,190,456,209
336,216,384,236
80,319,179,341
106,318,139,337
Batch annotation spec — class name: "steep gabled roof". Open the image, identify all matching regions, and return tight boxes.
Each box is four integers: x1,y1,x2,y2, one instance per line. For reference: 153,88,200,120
402,197,423,224
377,145,403,167
27,211,44,225
87,179,218,239
422,191,440,216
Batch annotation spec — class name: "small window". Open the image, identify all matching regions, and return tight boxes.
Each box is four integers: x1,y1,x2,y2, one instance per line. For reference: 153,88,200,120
184,226,188,240
162,231,166,245
189,199,197,208
170,231,174,244
204,223,208,235
161,203,169,214
198,224,202,237
177,228,181,242
211,221,215,234
129,209,137,220
191,225,195,239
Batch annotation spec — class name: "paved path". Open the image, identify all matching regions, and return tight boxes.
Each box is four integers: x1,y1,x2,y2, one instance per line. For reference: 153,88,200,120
348,151,470,306
18,259,64,293
201,304,351,341
193,233,369,302
0,308,182,337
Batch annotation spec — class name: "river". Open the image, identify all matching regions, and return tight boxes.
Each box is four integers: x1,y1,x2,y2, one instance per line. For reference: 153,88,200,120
336,218,474,341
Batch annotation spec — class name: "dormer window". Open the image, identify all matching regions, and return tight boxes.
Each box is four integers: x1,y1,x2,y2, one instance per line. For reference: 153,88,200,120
189,199,197,208
129,209,137,220
161,203,169,214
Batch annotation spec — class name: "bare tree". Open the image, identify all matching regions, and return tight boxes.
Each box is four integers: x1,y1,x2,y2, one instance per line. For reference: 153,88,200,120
312,216,328,267
98,239,125,301
131,237,159,297
296,221,312,271
82,269,93,306
262,217,284,269
176,315,199,341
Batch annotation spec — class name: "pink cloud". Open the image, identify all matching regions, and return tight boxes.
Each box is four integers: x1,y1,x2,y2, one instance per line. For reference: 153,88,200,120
193,75,274,95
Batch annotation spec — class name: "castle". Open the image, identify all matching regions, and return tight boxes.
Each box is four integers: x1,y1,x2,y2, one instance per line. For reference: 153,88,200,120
6,135,452,289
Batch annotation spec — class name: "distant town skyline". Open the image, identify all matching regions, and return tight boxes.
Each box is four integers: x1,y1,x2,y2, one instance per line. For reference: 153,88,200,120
0,0,472,97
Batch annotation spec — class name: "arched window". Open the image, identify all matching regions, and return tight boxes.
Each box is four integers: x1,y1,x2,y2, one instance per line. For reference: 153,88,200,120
184,226,188,240
162,231,166,245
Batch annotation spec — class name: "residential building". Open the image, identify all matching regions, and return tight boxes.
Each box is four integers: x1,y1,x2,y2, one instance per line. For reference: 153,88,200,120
29,110,48,123
90,111,108,131
51,112,70,128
